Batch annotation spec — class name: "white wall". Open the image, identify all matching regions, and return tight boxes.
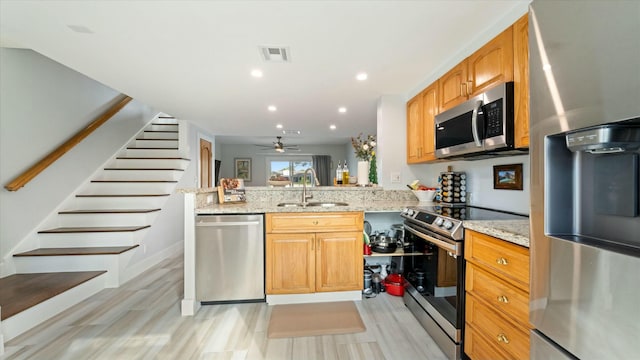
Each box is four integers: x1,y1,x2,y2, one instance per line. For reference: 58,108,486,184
217,143,348,186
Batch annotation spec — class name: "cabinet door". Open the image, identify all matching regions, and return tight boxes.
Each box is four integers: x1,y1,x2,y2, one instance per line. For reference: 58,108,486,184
467,27,514,96
315,231,363,292
439,61,468,112
420,82,439,162
266,233,315,294
513,14,530,149
406,95,423,163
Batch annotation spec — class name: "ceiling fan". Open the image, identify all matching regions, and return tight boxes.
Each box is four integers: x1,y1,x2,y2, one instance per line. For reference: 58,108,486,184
255,136,300,152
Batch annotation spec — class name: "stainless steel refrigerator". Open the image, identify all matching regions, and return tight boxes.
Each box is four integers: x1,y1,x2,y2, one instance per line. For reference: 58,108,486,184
529,1,640,359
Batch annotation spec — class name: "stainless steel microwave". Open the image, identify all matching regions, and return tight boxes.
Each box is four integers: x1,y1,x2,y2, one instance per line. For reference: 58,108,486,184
435,82,521,159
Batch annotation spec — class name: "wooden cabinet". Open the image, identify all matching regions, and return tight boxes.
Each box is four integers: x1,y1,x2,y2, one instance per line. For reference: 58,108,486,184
439,27,514,113
464,229,530,360
265,212,364,295
513,14,530,149
406,81,439,164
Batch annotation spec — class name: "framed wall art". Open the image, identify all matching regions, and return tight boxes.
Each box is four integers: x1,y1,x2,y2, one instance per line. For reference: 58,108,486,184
493,163,523,190
234,158,251,181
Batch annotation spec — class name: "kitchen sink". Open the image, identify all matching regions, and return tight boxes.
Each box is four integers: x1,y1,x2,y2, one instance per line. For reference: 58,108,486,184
276,202,349,207
306,202,349,207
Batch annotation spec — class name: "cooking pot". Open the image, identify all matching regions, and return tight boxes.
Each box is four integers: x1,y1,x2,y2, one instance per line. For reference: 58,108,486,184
370,232,398,253
384,273,405,296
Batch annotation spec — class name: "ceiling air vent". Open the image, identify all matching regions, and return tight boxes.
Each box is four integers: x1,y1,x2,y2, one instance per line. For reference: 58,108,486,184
260,46,291,62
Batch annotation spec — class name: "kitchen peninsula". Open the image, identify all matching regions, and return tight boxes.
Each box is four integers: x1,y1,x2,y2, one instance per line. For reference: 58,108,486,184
178,187,530,317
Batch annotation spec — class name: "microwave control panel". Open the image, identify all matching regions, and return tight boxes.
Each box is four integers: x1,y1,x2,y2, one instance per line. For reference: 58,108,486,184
484,99,503,138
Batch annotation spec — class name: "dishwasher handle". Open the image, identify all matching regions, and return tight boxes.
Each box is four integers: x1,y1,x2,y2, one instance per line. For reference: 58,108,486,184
196,221,261,227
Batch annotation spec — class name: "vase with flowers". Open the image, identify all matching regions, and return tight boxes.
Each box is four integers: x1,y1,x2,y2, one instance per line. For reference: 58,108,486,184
351,133,376,186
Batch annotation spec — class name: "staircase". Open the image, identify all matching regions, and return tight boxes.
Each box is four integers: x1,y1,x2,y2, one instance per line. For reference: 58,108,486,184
0,116,189,343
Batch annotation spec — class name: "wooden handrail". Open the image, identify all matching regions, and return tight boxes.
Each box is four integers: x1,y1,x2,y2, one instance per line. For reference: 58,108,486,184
5,95,133,191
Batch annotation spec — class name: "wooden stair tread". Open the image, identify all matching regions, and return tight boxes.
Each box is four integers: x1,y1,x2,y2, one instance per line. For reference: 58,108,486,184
38,225,150,233
91,180,178,183
126,147,178,150
14,245,139,257
103,167,184,171
0,271,106,320
135,138,177,141
143,130,178,133
116,156,189,160
76,194,170,197
58,208,161,214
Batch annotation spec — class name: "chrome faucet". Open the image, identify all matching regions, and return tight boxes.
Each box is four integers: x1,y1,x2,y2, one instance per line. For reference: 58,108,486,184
302,168,320,204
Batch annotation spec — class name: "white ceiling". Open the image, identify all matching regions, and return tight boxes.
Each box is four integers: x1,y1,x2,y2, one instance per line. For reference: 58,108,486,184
0,0,529,147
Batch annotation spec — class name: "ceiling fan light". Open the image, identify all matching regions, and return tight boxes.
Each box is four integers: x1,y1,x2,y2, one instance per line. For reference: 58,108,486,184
275,148,285,153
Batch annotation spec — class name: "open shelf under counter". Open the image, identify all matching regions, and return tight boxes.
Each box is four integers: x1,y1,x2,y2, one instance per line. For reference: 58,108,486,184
365,248,425,257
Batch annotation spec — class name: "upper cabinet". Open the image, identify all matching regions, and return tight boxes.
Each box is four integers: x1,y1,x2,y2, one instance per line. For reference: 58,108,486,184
407,82,439,164
407,14,529,164
513,14,530,149
439,27,514,113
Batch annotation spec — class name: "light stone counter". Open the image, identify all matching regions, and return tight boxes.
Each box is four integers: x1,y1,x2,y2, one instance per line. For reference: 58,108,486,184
195,200,420,214
463,219,530,248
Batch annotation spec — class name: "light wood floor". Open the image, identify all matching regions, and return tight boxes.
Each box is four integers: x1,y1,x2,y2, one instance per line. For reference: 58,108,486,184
2,253,447,360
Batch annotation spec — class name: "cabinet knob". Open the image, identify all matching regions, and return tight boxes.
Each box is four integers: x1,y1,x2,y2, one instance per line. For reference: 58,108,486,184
313,220,319,225
497,295,509,303
496,257,509,265
497,333,510,344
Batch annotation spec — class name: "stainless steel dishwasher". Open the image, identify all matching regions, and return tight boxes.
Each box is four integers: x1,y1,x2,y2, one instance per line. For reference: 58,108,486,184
195,213,265,303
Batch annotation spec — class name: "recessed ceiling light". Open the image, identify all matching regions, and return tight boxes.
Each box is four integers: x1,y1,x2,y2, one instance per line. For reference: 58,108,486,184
330,125,337,130
356,72,368,81
338,107,347,113
276,124,283,129
251,69,263,78
268,105,277,112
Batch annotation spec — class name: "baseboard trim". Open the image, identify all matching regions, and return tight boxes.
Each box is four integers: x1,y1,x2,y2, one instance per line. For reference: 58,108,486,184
266,291,362,305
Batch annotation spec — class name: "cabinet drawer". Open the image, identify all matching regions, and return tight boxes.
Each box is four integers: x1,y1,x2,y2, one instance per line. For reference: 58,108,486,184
466,263,529,326
466,294,529,360
465,324,511,360
266,212,363,233
465,230,529,290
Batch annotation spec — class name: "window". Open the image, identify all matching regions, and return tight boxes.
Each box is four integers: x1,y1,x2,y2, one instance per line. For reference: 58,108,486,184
269,159,314,187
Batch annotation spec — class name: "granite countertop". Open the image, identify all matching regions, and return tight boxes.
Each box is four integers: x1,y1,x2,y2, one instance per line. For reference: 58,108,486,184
195,200,421,214
463,219,530,248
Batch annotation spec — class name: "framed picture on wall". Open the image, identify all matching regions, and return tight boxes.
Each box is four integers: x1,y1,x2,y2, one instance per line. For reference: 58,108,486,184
234,158,251,181
493,163,523,190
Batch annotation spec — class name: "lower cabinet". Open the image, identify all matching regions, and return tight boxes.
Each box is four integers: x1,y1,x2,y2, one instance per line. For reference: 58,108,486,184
265,212,364,295
464,229,531,360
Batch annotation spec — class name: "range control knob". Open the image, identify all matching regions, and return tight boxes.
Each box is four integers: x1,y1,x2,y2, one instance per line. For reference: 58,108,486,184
434,217,444,226
443,220,454,230
405,208,414,216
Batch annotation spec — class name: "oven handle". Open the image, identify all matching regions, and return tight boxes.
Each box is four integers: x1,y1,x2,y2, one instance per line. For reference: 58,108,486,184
471,99,483,147
404,224,461,256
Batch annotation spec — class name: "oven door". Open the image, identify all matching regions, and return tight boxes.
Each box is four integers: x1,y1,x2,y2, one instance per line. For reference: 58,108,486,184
403,221,464,341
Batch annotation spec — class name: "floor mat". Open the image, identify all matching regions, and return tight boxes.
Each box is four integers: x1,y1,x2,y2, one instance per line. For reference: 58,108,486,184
267,301,366,338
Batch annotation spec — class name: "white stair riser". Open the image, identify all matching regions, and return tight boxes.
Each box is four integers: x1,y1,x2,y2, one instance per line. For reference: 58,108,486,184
13,252,135,287
131,139,178,148
94,169,183,181
37,230,145,248
70,196,169,209
110,158,189,168
138,131,178,140
2,274,107,342
82,182,177,194
147,124,178,131
56,213,155,227
120,148,181,157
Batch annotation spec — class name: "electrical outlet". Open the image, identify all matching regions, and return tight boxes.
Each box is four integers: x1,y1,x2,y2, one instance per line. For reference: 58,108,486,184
390,172,401,183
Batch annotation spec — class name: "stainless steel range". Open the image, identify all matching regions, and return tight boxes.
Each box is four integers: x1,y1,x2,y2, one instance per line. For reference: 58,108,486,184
400,205,527,360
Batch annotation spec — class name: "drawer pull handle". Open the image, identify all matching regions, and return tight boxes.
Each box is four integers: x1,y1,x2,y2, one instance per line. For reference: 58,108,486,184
496,257,509,265
497,295,509,303
313,220,319,225
497,333,510,344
